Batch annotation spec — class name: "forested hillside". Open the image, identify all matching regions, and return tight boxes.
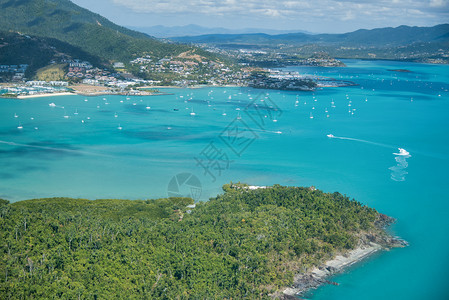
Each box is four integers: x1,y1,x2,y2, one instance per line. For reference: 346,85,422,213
173,24,449,47
0,31,104,77
0,0,204,63
0,184,389,299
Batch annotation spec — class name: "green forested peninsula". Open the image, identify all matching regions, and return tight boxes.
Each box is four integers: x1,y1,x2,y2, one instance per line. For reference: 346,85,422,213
0,184,391,299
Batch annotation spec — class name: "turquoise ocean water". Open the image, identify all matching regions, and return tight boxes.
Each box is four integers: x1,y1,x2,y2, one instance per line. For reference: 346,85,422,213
1,60,448,299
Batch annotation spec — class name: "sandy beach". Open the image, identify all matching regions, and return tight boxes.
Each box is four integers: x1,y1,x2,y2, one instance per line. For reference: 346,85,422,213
17,92,75,99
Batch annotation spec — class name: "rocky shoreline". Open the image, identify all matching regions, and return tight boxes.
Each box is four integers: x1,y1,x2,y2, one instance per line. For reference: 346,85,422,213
278,214,407,299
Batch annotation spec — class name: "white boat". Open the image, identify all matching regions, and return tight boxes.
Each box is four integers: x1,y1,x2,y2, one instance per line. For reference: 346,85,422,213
190,108,196,116
327,134,334,138
14,113,18,118
394,148,410,156
17,123,23,130
114,112,118,118
146,106,151,110
222,111,227,116
49,103,56,107
74,109,79,115
117,124,123,130
310,112,314,119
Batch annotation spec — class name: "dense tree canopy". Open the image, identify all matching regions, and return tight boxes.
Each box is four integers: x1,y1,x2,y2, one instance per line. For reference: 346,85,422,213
0,184,383,299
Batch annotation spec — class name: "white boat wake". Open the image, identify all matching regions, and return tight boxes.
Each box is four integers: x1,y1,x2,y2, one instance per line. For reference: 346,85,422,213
389,155,410,182
326,134,411,182
326,134,394,149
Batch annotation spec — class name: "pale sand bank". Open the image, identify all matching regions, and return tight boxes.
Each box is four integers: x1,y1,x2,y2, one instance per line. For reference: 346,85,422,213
17,92,75,99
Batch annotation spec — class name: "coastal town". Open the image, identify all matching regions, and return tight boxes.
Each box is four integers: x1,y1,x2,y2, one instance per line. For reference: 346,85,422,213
0,52,352,97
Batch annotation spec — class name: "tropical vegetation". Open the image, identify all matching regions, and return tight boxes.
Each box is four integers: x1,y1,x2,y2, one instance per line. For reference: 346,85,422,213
0,183,387,299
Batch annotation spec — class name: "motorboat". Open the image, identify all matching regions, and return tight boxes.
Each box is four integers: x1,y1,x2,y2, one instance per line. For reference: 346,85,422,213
394,148,410,156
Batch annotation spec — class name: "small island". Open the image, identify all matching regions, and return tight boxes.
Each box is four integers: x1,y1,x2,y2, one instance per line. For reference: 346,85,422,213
387,69,412,73
0,184,405,299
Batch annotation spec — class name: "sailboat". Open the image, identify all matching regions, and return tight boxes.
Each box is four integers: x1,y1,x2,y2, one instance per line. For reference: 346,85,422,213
309,112,314,119
190,108,196,116
74,109,79,115
17,122,23,129
117,124,123,130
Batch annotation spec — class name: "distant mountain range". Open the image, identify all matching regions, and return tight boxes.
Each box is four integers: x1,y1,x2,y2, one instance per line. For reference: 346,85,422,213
171,24,449,47
129,24,312,38
0,0,198,65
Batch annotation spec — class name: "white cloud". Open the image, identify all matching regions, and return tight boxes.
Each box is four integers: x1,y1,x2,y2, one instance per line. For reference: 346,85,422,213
107,0,449,31
429,0,449,8
341,10,355,21
111,0,447,17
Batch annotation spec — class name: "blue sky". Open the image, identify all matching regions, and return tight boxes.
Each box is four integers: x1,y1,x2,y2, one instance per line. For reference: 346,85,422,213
72,0,449,33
